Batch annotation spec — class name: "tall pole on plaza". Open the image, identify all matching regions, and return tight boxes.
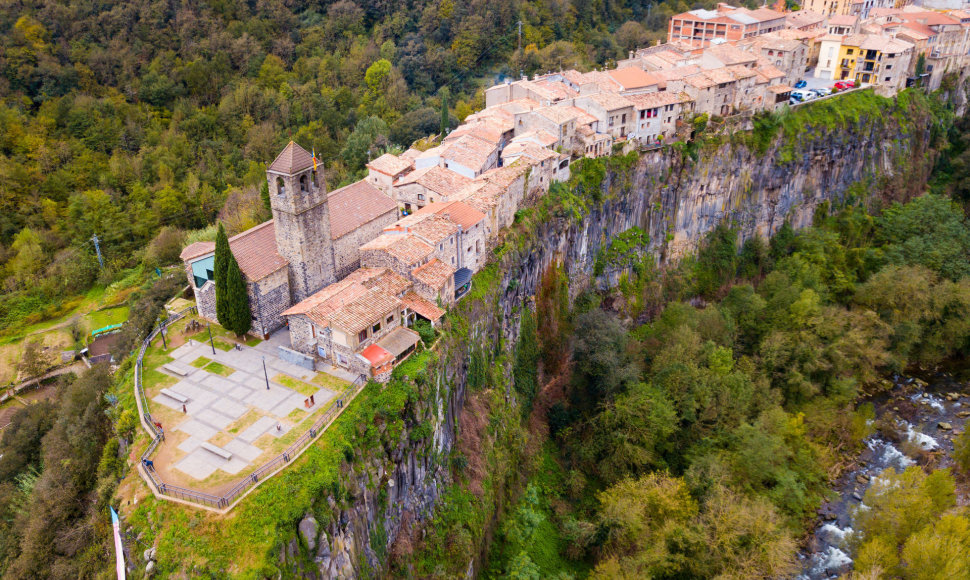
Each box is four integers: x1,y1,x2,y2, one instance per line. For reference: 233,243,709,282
207,324,216,355
262,356,270,390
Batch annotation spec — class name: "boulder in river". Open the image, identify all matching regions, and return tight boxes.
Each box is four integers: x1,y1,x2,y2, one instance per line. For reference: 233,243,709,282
852,492,863,501
939,422,953,431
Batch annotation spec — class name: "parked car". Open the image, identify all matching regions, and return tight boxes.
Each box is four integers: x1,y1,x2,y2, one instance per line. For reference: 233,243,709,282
794,79,808,89
789,89,815,104
833,80,856,91
812,87,832,97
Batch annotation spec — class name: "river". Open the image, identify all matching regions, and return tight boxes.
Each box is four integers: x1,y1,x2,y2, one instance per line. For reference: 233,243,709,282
798,373,968,579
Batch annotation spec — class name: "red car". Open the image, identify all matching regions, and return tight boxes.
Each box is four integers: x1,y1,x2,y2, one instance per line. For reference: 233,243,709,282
833,80,856,91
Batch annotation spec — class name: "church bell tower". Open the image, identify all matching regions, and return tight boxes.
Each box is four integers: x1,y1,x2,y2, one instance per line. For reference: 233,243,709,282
267,141,336,302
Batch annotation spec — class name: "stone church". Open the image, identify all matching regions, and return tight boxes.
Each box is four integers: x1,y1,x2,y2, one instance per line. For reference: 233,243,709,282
180,142,399,338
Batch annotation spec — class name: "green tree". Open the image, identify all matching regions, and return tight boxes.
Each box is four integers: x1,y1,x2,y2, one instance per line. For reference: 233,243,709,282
440,87,450,136
220,251,251,336
214,222,231,327
953,428,970,475
513,308,540,412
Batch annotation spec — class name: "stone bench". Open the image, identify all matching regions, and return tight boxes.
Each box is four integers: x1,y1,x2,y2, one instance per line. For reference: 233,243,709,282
200,442,232,461
159,388,188,404
162,363,190,376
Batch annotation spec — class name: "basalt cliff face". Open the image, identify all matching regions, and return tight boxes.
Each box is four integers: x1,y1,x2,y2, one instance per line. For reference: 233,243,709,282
279,87,963,579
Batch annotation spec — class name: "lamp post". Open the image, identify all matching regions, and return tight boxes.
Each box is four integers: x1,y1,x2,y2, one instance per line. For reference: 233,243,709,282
262,356,270,390
206,324,216,355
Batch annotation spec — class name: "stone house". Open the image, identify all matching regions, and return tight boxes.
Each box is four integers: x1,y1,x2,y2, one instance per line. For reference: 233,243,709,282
738,33,810,85
412,201,489,275
627,91,690,143
572,93,636,139
282,267,443,381
392,165,472,214
366,153,413,195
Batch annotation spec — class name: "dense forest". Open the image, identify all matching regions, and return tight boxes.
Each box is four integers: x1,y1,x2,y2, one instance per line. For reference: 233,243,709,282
0,0,723,333
478,187,970,576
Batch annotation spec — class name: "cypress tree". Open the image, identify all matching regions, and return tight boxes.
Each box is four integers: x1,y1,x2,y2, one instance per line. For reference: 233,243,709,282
222,251,252,337
213,222,231,327
439,87,450,137
259,180,271,218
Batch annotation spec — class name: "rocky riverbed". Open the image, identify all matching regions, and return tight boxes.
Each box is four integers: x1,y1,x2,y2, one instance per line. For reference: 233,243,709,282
798,374,970,579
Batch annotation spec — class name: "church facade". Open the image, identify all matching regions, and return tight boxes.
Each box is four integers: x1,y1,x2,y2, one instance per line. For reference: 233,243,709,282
180,142,399,338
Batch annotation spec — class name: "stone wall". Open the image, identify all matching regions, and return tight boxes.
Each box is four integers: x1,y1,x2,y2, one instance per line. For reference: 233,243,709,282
287,314,315,355
278,346,316,371
249,267,291,338
333,210,399,280
186,266,217,323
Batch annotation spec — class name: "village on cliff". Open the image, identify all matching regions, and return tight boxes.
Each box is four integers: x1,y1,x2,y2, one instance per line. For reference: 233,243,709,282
179,1,970,383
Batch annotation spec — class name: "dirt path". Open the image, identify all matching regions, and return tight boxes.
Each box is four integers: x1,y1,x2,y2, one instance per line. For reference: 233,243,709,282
9,361,87,392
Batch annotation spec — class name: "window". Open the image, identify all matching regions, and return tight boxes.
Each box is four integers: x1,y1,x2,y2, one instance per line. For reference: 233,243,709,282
358,329,367,343
372,322,381,334
276,176,285,195
386,315,394,324
312,170,319,186
886,64,892,70
847,49,854,55
299,174,308,192
417,194,425,201
439,243,443,250
467,246,472,252
476,240,480,253
885,76,891,82
640,110,645,119
621,113,627,124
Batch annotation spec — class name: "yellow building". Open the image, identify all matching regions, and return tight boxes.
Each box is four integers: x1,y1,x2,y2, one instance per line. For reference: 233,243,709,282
834,34,914,88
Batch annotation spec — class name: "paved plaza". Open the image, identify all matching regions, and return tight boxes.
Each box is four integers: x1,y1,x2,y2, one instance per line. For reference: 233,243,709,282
150,336,342,481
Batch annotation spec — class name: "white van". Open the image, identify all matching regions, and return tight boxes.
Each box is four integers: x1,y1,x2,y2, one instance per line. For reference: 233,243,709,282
789,89,815,104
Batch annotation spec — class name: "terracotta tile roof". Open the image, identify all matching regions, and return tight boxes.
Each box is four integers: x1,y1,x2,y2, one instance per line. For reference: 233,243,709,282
444,121,506,146
367,153,412,177
401,292,445,322
401,148,422,161
268,141,315,174
366,269,411,297
511,129,558,147
607,67,661,90
411,258,454,290
396,165,472,195
727,65,758,80
361,343,394,366
530,79,579,101
328,180,399,240
479,163,530,188
181,221,287,280
362,234,434,266
329,288,401,334
283,267,384,318
581,92,635,112
180,241,215,261
464,109,515,133
767,84,794,94
502,142,560,164
533,106,583,125
786,10,826,28
410,214,460,245
496,98,540,114
561,106,599,126
439,135,498,172
704,44,757,66
684,73,717,89
756,64,786,81
627,91,690,110
413,201,486,230
828,14,858,26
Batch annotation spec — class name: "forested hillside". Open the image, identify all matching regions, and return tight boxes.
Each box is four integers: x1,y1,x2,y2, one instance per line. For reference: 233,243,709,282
0,0,709,332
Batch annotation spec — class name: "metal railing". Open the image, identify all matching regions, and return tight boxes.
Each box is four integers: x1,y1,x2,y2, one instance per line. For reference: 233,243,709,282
134,308,369,510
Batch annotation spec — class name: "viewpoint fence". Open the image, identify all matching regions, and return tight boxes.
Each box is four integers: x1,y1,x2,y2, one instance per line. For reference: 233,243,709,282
133,307,368,511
